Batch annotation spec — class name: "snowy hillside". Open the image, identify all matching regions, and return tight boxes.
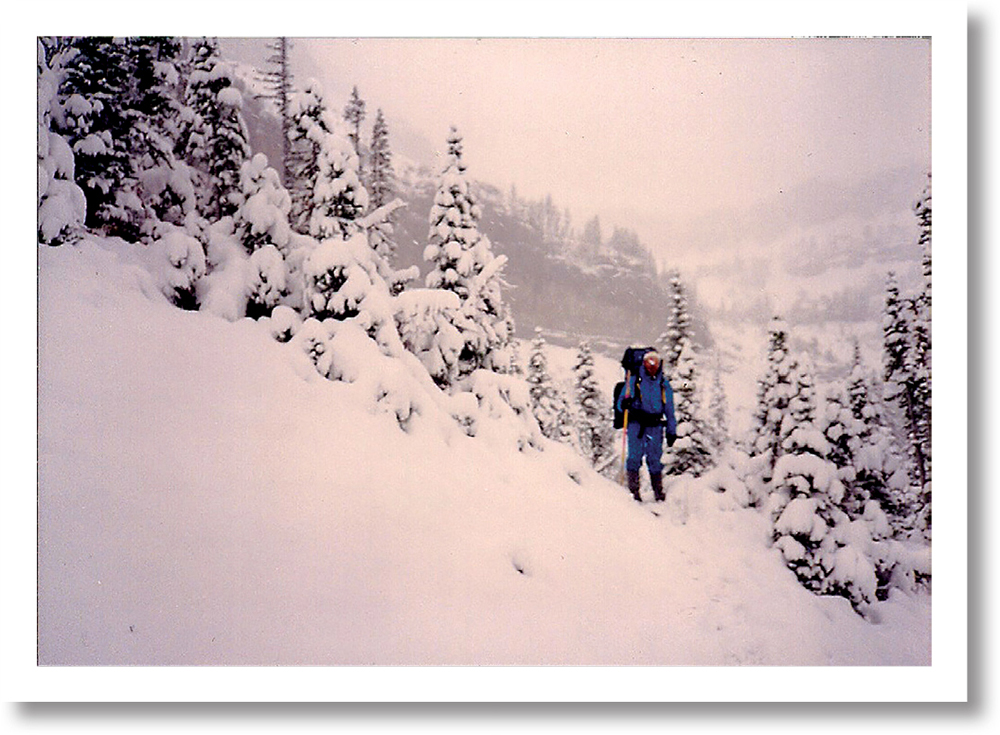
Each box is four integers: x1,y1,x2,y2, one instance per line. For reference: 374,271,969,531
37,239,930,666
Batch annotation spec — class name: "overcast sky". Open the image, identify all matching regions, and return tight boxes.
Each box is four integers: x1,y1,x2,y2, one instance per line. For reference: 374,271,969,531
225,36,931,323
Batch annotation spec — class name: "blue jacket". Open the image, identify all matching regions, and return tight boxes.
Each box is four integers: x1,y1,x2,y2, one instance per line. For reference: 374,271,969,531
616,365,677,435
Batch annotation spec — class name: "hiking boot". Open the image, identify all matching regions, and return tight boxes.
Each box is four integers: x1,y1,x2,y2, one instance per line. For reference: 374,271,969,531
626,471,642,503
651,472,665,503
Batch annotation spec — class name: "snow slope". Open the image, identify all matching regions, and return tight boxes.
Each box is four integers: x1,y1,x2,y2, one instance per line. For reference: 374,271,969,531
37,239,930,667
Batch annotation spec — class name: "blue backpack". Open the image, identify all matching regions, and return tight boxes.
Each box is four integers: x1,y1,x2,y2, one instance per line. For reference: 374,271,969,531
612,346,655,429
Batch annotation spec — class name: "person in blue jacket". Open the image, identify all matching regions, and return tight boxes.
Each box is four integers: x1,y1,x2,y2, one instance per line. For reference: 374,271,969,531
616,350,677,503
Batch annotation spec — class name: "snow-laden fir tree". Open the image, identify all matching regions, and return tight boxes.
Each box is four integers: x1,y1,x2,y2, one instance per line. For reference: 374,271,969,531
286,80,337,234
308,122,369,242
122,37,197,237
910,176,932,522
572,341,614,468
343,86,366,159
706,357,730,459
256,37,294,187
664,338,714,477
53,37,141,238
768,359,881,610
748,317,798,480
232,153,292,256
181,38,251,223
424,127,512,377
366,108,398,263
883,272,931,515
37,40,86,245
658,271,694,374
526,330,575,445
843,343,913,532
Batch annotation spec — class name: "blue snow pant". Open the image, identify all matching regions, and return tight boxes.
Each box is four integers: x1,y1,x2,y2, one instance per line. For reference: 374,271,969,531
625,421,664,474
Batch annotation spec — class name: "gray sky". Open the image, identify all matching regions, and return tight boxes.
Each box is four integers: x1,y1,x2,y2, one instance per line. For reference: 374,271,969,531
225,36,931,323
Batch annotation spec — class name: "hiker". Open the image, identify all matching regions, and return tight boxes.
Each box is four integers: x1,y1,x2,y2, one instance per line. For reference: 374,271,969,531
616,350,677,503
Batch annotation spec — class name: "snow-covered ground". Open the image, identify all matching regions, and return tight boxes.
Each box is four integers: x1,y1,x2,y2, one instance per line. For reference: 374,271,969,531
35,238,930,671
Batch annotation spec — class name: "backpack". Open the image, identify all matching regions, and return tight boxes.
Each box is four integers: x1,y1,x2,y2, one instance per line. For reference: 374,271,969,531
613,346,655,429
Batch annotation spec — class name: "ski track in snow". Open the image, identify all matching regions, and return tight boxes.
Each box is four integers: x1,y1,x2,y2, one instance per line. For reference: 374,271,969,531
35,240,930,666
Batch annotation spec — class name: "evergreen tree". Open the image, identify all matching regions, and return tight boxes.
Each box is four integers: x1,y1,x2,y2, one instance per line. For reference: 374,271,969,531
37,39,86,245
706,358,730,458
664,338,714,477
658,271,694,374
882,272,931,503
527,330,575,444
233,153,292,255
126,37,195,236
769,358,875,608
308,124,368,242
53,37,138,237
843,343,912,529
343,85,367,158
425,127,512,376
748,317,797,479
286,80,337,234
910,176,932,525
366,108,398,262
182,38,251,223
256,37,294,187
573,341,614,468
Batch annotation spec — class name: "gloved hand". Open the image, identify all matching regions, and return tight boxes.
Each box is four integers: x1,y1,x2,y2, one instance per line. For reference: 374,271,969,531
666,433,677,447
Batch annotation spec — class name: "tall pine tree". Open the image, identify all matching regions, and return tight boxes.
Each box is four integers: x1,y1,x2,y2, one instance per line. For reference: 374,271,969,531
882,272,931,504
658,271,694,374
366,108,398,262
54,37,138,237
286,80,337,234
425,127,511,376
256,37,294,187
748,317,797,480
706,357,731,459
343,86,366,159
181,38,251,223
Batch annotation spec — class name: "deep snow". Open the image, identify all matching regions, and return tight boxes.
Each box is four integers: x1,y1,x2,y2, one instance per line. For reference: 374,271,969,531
35,237,931,669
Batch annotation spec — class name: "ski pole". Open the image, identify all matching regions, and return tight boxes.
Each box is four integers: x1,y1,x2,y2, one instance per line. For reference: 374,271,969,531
620,408,629,485
619,370,632,485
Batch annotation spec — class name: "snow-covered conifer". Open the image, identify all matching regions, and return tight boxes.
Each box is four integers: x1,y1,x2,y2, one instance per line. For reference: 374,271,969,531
343,86,366,158
256,37,294,186
748,317,797,479
573,341,614,468
53,37,140,238
664,338,714,477
285,81,368,242
286,80,337,234
37,40,86,245
366,108,397,261
658,271,694,374
882,272,931,508
768,360,868,607
308,123,369,242
424,127,512,377
526,330,575,445
706,358,730,459
245,245,288,320
394,289,465,387
233,153,292,255
844,343,912,532
182,39,251,223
